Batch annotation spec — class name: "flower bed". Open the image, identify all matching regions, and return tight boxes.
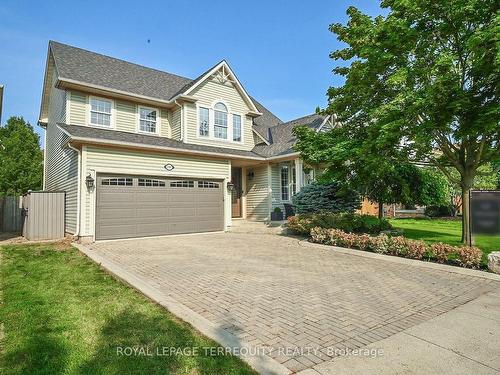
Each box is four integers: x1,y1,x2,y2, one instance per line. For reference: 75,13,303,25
287,213,392,236
309,227,482,269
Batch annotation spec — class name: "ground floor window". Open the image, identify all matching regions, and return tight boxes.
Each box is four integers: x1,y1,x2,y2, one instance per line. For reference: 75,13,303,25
281,165,290,201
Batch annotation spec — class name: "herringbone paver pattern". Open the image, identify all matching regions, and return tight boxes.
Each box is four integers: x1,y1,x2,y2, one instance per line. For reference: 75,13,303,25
88,233,498,373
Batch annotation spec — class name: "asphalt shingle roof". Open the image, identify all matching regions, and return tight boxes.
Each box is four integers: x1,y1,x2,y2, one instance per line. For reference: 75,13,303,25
252,114,325,157
59,124,264,159
50,41,191,101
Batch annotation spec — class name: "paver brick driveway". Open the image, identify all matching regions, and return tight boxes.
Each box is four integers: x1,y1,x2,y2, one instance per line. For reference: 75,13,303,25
86,233,498,373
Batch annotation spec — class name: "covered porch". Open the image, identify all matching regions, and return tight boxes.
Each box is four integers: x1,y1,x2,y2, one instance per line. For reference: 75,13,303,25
229,156,315,223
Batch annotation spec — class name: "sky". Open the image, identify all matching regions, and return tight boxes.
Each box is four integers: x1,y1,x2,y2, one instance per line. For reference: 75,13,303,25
0,0,384,147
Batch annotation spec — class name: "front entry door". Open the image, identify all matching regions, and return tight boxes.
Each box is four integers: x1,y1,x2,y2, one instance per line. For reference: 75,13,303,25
231,168,242,218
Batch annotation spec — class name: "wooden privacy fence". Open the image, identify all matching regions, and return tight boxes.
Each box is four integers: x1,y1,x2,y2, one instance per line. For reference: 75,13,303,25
0,196,23,232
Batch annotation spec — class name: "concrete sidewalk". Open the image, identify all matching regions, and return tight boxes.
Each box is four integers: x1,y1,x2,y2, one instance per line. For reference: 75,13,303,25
300,287,500,374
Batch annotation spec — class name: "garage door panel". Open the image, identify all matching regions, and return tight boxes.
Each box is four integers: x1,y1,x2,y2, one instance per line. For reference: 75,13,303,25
136,207,168,218
168,193,196,203
135,192,165,204
169,222,198,234
197,207,223,216
198,221,223,232
169,207,197,217
136,223,169,236
99,192,135,204
98,207,136,219
96,176,223,240
98,224,137,239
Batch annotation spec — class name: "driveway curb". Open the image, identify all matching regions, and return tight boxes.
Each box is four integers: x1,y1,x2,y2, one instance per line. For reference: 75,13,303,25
74,243,291,375
299,240,500,282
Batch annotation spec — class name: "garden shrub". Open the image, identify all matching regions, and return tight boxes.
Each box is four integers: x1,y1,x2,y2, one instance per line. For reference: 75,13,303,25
457,246,482,268
354,234,372,251
430,242,456,263
425,204,454,217
369,234,391,254
292,181,361,214
287,216,312,235
287,212,391,236
308,227,483,269
405,240,428,260
388,236,409,256
310,227,329,244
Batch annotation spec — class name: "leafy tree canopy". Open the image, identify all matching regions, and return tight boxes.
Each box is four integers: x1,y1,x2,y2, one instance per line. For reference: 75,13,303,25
295,0,499,241
0,117,43,196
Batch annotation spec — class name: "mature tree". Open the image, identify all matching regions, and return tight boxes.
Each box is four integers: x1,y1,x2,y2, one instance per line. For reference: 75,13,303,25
0,117,43,195
446,162,499,215
295,126,449,218
297,0,499,242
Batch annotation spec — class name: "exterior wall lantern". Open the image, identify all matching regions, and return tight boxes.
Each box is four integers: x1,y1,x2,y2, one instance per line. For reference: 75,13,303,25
247,170,254,181
227,181,235,192
85,174,95,189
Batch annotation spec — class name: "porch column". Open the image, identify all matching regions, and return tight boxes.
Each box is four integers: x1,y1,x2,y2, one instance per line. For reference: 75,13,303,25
295,158,304,192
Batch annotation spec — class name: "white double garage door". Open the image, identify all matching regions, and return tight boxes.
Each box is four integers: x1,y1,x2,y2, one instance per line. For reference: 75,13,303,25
96,175,224,240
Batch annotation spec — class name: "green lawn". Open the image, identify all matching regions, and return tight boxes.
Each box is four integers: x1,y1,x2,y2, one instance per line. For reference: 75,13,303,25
0,243,255,375
389,218,500,266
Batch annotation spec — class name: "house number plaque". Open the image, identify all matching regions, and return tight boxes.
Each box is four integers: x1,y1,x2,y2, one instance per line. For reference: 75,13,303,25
164,163,175,171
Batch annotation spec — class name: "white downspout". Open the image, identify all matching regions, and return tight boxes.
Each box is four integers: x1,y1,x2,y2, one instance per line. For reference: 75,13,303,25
42,128,47,189
67,143,81,238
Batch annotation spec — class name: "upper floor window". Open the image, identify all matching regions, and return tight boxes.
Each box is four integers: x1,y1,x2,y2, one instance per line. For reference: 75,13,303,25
233,114,241,142
90,97,112,127
139,107,157,133
199,107,209,136
214,102,228,139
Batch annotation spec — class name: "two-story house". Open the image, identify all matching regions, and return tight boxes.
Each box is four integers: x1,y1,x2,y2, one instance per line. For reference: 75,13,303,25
39,41,336,241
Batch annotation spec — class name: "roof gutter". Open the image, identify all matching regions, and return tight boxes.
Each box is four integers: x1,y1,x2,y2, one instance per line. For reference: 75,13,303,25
265,152,300,161
57,77,196,107
57,130,265,162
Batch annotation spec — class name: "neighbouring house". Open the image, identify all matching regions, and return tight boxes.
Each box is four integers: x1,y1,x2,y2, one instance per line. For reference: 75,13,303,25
39,41,337,241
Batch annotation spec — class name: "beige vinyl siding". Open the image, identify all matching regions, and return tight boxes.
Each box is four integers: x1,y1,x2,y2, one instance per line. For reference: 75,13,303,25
160,109,171,138
253,131,267,145
246,164,269,221
171,107,181,140
69,91,86,125
186,77,255,150
45,74,78,234
81,146,230,235
115,100,136,132
68,92,172,137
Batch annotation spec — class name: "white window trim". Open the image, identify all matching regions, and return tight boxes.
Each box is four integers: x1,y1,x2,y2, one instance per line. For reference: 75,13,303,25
87,95,115,129
214,105,229,140
280,164,291,202
195,100,244,144
137,105,161,135
198,106,210,137
232,113,242,142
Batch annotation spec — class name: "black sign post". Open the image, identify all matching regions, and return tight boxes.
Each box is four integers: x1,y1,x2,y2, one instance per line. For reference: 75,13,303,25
470,190,500,246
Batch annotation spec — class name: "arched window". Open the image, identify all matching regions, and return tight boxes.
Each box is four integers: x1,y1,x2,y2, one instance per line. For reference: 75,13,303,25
214,102,228,139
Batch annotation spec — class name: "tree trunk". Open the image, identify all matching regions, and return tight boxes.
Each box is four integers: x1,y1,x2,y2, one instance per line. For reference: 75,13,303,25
461,176,474,245
378,201,384,219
